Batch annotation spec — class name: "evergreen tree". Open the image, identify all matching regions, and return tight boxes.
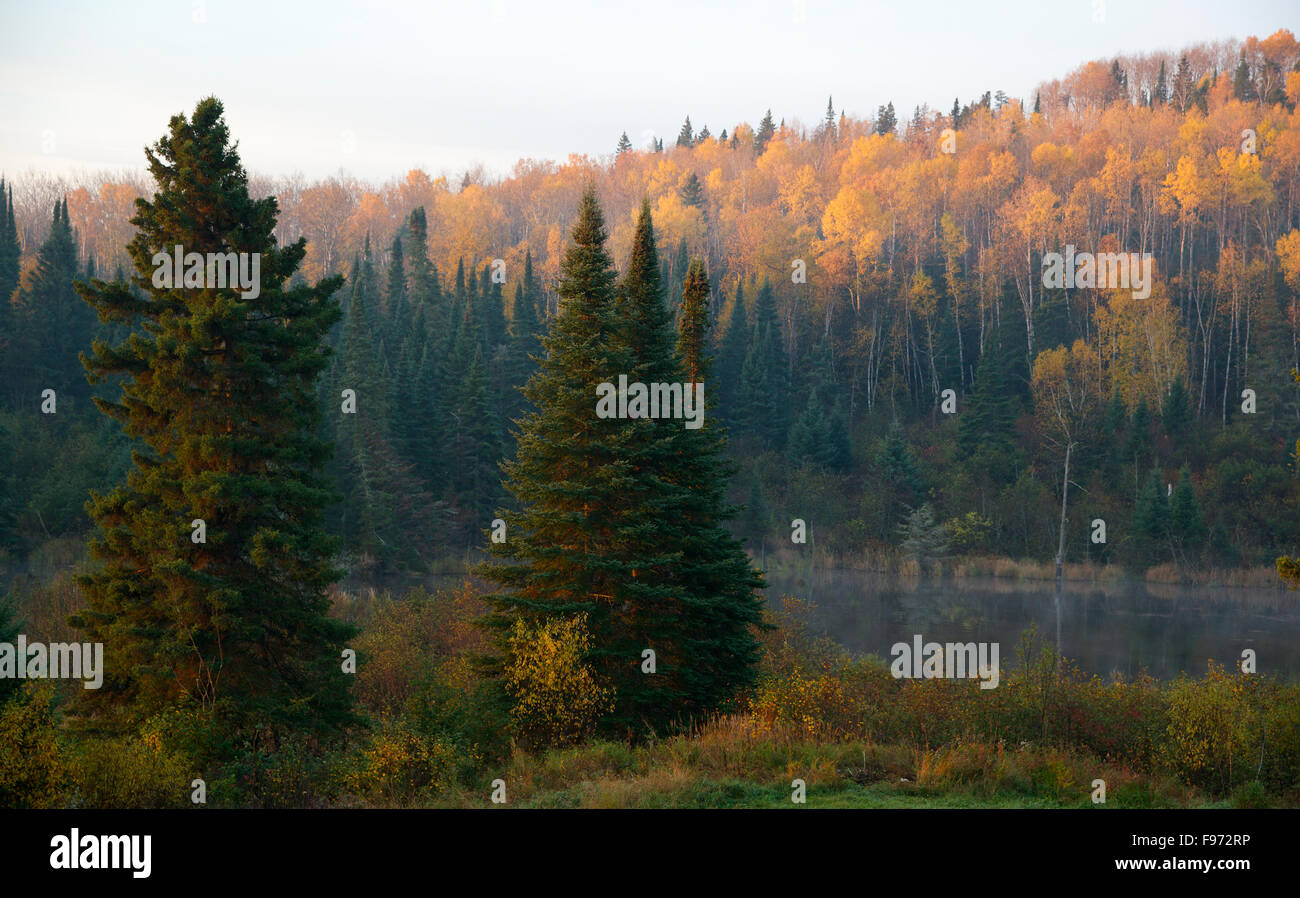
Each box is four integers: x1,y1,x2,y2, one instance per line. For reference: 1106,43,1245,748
1169,464,1204,553
957,330,1021,484
0,178,21,305
736,278,788,446
1153,59,1168,106
1132,467,1170,565
72,97,356,743
406,206,441,319
385,232,406,318
16,199,93,407
876,420,923,501
665,253,766,720
480,262,507,351
677,257,710,383
616,131,633,157
676,116,694,148
822,96,837,142
754,109,775,155
900,503,949,568
479,188,761,735
1163,374,1190,438
678,172,705,209
874,102,897,135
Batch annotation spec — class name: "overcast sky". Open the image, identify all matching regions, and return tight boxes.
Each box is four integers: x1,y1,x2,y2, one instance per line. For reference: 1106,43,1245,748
1,0,1295,183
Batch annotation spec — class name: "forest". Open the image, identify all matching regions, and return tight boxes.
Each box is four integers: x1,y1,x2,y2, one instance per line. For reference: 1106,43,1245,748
1,29,1300,809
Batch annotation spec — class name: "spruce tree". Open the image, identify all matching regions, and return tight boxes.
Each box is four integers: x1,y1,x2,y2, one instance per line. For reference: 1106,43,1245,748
736,278,788,446
477,185,636,722
676,116,694,148
668,254,765,717
478,189,762,735
753,109,775,155
0,179,20,306
72,97,356,742
17,199,93,406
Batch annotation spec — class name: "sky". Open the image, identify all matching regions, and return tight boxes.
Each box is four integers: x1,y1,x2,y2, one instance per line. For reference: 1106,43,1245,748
0,0,1295,183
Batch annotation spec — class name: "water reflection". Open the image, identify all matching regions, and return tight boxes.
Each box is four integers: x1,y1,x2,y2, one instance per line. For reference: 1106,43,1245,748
763,569,1300,680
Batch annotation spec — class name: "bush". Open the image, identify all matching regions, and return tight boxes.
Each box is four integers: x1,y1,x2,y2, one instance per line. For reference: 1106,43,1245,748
504,613,614,750
0,684,69,808
340,721,458,805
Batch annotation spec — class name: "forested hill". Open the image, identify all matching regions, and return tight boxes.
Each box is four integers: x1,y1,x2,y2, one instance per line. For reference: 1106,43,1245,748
3,29,1300,578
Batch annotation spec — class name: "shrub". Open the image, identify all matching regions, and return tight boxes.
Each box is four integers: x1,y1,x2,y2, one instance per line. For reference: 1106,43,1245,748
0,684,69,808
504,614,614,750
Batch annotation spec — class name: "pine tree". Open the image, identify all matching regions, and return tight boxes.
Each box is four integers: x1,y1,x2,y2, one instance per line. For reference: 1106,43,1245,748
478,189,762,735
874,102,897,135
678,172,705,209
480,262,507,351
385,232,406,317
1132,468,1170,566
666,253,765,718
736,278,788,446
477,185,635,722
503,278,541,423
1163,374,1190,438
16,199,93,407
0,178,21,306
957,329,1022,484
616,131,633,157
72,97,356,742
900,503,949,569
753,109,775,155
677,257,710,383
1153,59,1168,106
406,206,442,325
1169,464,1204,553
676,116,694,148
823,96,837,141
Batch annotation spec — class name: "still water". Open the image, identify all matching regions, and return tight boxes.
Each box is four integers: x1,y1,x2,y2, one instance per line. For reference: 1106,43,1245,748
763,568,1300,681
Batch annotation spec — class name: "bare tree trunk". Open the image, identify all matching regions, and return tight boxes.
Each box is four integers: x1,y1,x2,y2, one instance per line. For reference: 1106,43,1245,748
1055,441,1073,581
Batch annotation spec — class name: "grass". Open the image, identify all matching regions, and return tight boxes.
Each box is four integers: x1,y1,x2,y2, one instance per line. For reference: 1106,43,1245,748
418,719,1236,809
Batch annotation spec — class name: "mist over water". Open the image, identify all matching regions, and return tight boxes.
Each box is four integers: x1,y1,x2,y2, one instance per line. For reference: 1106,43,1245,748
763,569,1300,680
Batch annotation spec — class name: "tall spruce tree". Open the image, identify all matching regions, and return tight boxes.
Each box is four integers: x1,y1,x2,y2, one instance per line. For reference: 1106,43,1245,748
72,98,356,742
478,189,762,735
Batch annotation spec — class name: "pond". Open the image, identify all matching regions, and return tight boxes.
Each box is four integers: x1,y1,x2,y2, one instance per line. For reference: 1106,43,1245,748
762,568,1300,681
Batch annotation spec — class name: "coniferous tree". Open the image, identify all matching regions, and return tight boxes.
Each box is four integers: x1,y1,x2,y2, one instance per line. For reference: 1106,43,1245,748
16,199,93,407
737,278,788,446
72,97,356,743
667,252,765,719
1169,464,1204,554
477,185,634,721
754,110,775,155
874,102,897,135
1133,467,1170,565
0,179,20,305
616,131,633,157
676,116,695,148
385,232,406,318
